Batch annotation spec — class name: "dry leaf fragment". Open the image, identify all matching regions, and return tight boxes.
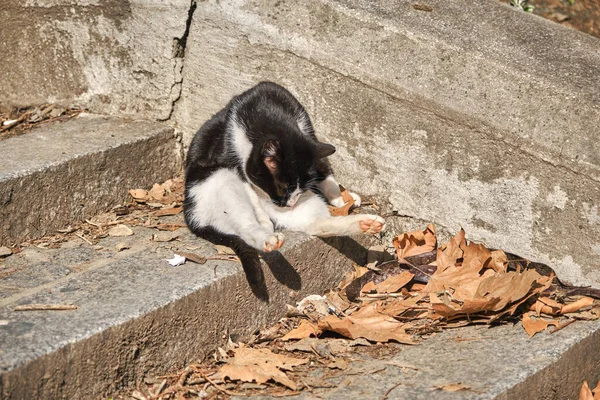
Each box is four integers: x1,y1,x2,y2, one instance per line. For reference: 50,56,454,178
0,246,12,257
155,206,183,216
318,303,415,344
522,312,559,338
129,189,148,200
219,347,308,390
328,189,355,216
433,383,471,392
108,224,134,237
361,271,414,294
393,224,436,259
561,297,595,314
152,232,182,242
327,359,348,370
176,251,207,265
281,320,322,341
148,183,166,201
214,245,236,255
580,381,594,400
115,242,130,252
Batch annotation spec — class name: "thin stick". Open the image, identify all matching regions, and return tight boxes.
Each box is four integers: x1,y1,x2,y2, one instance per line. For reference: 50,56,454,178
85,219,102,228
550,319,576,334
14,304,78,311
382,381,403,399
197,369,245,397
75,232,93,245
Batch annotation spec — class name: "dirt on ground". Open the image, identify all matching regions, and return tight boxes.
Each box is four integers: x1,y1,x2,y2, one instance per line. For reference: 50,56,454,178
0,104,84,141
503,0,600,38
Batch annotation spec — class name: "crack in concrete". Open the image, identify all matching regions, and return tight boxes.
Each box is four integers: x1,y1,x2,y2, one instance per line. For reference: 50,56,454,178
160,0,197,122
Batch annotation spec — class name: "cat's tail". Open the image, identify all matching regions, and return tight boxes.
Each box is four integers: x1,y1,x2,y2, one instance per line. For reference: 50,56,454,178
189,226,269,301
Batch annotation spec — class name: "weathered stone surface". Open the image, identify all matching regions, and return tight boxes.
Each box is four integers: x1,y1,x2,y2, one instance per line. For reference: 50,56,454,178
174,0,600,287
0,0,191,120
0,220,373,399
0,115,181,245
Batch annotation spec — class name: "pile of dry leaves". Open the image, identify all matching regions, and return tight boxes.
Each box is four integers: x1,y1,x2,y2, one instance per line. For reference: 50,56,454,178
125,224,600,399
0,104,84,140
12,178,185,252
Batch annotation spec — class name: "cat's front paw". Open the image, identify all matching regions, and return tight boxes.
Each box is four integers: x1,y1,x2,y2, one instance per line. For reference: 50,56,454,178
359,215,386,234
349,192,362,207
263,232,285,252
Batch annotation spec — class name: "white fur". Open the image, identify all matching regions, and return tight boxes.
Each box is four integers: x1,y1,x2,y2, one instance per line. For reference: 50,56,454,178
296,113,312,135
319,175,362,208
188,169,384,252
229,115,252,171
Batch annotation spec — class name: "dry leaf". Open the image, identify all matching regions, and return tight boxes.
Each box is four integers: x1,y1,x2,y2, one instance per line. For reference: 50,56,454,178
327,359,348,370
219,347,308,390
580,381,594,400
361,271,414,294
155,206,183,216
214,245,236,255
392,224,436,259
175,251,207,265
318,303,415,344
338,264,371,291
148,183,165,201
115,242,130,252
0,246,12,257
561,297,595,314
522,312,559,338
108,224,134,237
281,320,322,341
433,383,471,392
152,232,182,242
328,189,355,216
129,189,148,200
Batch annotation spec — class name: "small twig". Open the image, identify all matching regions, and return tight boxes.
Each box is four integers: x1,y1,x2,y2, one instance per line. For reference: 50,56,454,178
197,369,245,396
85,219,102,228
14,304,78,311
382,381,403,399
362,292,406,299
153,379,167,397
74,232,94,245
550,319,576,334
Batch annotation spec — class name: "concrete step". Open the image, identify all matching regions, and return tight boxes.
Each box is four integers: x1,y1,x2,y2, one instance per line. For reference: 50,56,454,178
0,114,181,246
0,211,375,399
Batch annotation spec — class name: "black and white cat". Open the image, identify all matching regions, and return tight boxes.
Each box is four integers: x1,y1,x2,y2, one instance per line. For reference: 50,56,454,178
183,82,385,261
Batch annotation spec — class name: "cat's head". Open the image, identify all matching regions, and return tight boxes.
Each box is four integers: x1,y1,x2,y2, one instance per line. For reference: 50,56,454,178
247,136,335,207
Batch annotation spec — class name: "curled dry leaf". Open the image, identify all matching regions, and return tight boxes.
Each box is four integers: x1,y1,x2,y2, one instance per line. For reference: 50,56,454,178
214,245,236,255
281,320,322,341
328,189,355,217
392,224,436,259
219,347,308,390
129,189,148,200
561,297,595,314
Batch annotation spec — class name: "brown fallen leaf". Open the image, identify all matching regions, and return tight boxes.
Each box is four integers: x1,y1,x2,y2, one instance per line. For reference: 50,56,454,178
338,264,371,291
129,189,148,201
152,232,182,242
176,251,207,265
214,245,236,255
433,383,471,392
328,189,355,217
522,312,560,338
562,297,595,314
155,206,183,216
393,224,436,259
318,303,415,344
580,381,594,400
361,270,414,294
0,246,13,257
281,320,322,341
108,224,134,237
219,347,308,390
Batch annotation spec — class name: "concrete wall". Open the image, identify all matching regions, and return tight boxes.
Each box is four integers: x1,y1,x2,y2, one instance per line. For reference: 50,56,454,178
172,0,600,286
0,0,192,120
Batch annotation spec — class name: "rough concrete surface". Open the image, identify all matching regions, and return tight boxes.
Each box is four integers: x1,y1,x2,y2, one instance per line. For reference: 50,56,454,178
0,0,192,120
174,9,600,287
0,218,374,399
0,115,181,246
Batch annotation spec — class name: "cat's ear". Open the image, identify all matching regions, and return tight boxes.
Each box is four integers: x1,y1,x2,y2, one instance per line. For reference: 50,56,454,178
262,139,281,173
315,142,336,159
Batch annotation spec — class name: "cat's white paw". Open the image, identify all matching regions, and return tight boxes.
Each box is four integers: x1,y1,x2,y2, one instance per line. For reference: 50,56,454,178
329,196,346,208
349,192,362,207
359,215,386,234
263,232,285,252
